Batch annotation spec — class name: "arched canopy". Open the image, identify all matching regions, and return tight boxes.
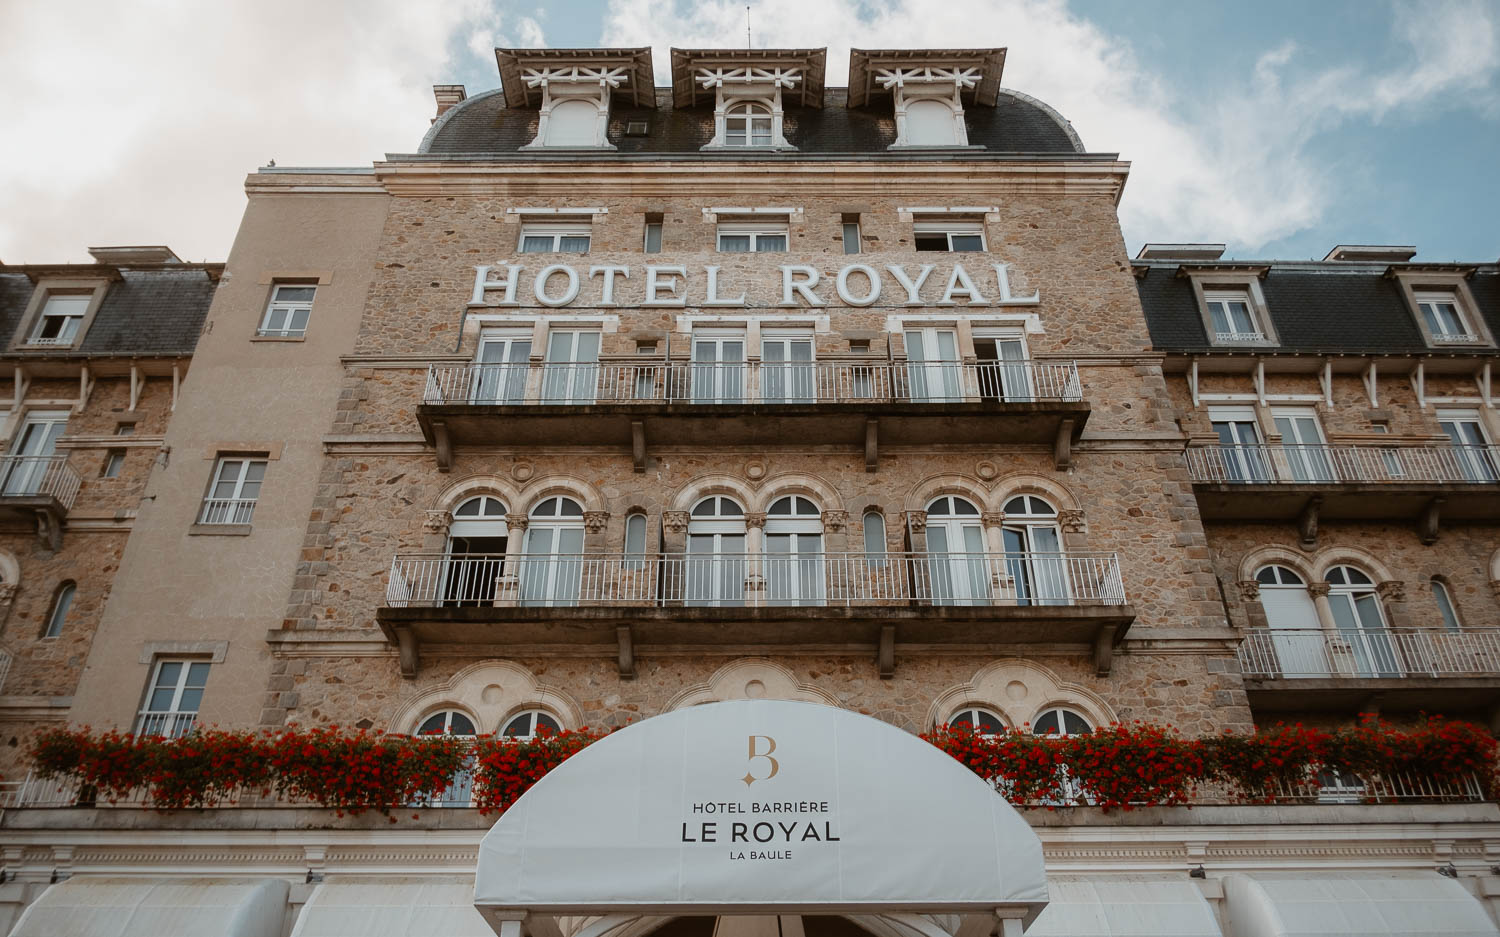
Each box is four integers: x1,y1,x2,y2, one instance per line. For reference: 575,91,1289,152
475,700,1046,930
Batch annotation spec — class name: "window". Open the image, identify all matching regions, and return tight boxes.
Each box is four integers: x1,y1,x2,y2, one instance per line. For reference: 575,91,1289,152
1208,407,1269,483
1252,564,1326,678
1001,496,1068,607
3,411,68,496
625,120,650,136
644,220,663,253
504,709,562,738
623,512,648,569
691,330,746,403
28,293,89,346
115,423,136,436
686,496,747,607
1415,291,1476,343
948,707,1005,734
904,98,959,146
136,658,209,738
102,449,125,478
717,223,787,253
520,496,585,607
42,582,74,638
416,710,477,736
1432,579,1462,632
925,496,987,606
1326,565,1400,677
862,511,886,565
1438,410,1498,482
414,710,476,806
543,99,600,147
762,329,815,403
724,102,773,147
519,223,591,254
1204,289,1265,343
842,217,862,255
913,221,984,252
766,496,824,606
1272,408,1333,482
200,457,266,525
441,496,509,607
1031,708,1091,737
258,285,315,338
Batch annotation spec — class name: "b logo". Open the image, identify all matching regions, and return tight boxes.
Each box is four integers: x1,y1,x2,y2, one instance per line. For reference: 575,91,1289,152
743,735,779,787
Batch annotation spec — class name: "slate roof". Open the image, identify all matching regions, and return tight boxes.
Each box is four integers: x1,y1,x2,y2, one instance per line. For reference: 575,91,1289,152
1137,263,1500,356
419,87,1086,156
0,266,219,357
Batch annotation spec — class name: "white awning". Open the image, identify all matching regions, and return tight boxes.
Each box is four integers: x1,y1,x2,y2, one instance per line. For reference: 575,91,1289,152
9,877,288,937
1223,872,1500,936
290,878,492,937
1024,877,1222,936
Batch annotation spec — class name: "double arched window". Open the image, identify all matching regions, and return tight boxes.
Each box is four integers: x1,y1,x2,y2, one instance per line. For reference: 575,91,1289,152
724,102,772,147
414,709,476,806
1252,563,1397,678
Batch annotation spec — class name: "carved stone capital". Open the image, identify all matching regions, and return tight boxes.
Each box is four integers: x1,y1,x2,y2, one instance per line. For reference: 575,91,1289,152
583,511,610,533
662,511,690,533
980,512,1006,529
1058,509,1087,533
1376,579,1407,602
422,510,453,534
745,512,767,529
505,513,530,531
1235,579,1261,601
904,510,927,532
1308,582,1332,597
821,510,848,531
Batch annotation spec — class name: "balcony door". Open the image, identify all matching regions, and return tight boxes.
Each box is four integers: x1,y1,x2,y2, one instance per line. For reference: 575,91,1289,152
441,496,508,607
3,411,67,496
1254,565,1327,677
541,331,600,404
692,332,745,403
1326,565,1400,677
761,331,816,403
905,328,961,402
686,496,746,607
1271,408,1334,482
973,334,1030,402
520,497,585,607
765,496,824,606
472,332,531,404
1209,407,1269,483
1439,410,1498,482
1001,495,1068,606
925,496,988,606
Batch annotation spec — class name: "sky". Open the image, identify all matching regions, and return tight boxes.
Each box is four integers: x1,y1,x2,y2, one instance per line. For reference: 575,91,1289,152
1,0,1496,264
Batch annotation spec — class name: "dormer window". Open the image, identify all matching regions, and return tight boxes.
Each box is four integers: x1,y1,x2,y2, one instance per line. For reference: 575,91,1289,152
1415,291,1477,343
1204,290,1265,343
902,97,962,146
29,293,89,346
848,49,1005,151
495,48,655,150
725,102,773,147
1179,269,1279,347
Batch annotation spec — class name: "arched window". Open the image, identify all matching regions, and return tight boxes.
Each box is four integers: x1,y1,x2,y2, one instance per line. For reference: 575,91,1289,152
443,496,509,607
1251,564,1325,678
623,512,648,564
686,497,747,607
904,98,958,146
1001,496,1066,607
42,582,74,638
503,709,563,739
414,710,476,807
925,496,987,605
1031,708,1092,737
415,710,477,736
1326,565,1399,677
948,707,1006,735
521,496,585,606
544,98,600,147
724,102,772,147
1432,578,1462,632
862,511,887,568
766,496,824,605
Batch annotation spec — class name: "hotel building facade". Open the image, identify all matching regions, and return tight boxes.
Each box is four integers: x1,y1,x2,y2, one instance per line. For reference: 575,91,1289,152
1,45,1499,937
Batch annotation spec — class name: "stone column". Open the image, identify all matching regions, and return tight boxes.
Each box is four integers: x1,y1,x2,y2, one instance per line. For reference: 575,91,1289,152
1236,579,1268,630
745,513,767,607
903,510,928,553
1376,579,1411,629
497,514,529,606
981,511,1008,598
1308,582,1342,674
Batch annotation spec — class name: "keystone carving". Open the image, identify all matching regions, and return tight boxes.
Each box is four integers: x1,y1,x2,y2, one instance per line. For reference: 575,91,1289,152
662,511,690,533
904,510,927,532
583,511,610,533
504,513,530,531
745,512,767,529
821,510,848,531
1308,582,1332,598
1376,580,1407,602
422,510,453,534
1058,509,1086,533
1235,580,1261,601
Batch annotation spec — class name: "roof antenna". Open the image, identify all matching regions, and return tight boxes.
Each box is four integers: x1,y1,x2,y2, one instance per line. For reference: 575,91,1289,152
746,5,752,48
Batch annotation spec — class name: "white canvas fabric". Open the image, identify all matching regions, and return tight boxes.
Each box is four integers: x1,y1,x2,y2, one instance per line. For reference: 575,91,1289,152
9,877,287,937
1024,877,1222,936
1223,872,1500,936
290,879,492,937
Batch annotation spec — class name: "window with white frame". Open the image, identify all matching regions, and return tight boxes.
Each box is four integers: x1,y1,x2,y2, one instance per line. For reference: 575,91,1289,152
200,456,266,525
136,658,210,738
503,709,562,738
842,217,862,254
1414,290,1477,343
717,222,787,253
258,284,315,338
913,220,984,252
1204,289,1265,343
102,449,125,478
519,223,591,254
948,707,1006,734
28,293,90,346
42,582,74,639
902,97,961,146
1432,578,1462,632
725,101,774,146
543,98,603,147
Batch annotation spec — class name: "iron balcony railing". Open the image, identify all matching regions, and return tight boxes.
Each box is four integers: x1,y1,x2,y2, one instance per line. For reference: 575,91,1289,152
423,359,1083,406
385,551,1125,609
1238,628,1500,679
134,711,199,739
197,497,258,525
1185,444,1500,485
0,455,81,508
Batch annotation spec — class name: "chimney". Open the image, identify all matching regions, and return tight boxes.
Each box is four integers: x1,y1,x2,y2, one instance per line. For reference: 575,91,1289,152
1322,245,1417,263
88,245,182,265
433,85,467,123
1135,243,1227,261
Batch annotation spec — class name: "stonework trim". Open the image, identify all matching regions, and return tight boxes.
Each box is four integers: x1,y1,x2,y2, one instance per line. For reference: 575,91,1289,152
139,641,229,665
665,657,841,710
927,657,1117,732
384,660,584,735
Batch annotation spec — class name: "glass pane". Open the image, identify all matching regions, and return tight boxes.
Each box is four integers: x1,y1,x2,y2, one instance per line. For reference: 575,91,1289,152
448,713,476,735
1207,302,1231,334
156,661,182,689
559,237,590,253
754,236,786,252
503,713,534,737
289,308,310,331
177,688,204,713
1062,711,1091,735
863,514,885,554
1227,302,1255,333
520,236,553,253
186,662,211,686
275,286,316,302
644,224,662,253
417,713,448,735
625,515,646,554
1433,581,1461,631
535,713,561,733
149,685,177,711
212,461,242,498
843,223,860,254
949,235,983,252
719,235,751,252
1032,710,1060,734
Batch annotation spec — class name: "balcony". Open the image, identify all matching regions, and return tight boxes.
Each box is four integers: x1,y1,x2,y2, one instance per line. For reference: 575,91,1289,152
1237,628,1500,715
376,551,1132,678
418,360,1088,470
0,455,80,550
1185,444,1500,532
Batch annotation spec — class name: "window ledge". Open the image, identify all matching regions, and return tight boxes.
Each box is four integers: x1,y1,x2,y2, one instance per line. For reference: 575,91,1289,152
251,334,307,343
188,523,252,537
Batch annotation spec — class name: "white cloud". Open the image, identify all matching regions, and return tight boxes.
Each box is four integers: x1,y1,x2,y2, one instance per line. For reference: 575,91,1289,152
601,0,1500,252
0,0,541,263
